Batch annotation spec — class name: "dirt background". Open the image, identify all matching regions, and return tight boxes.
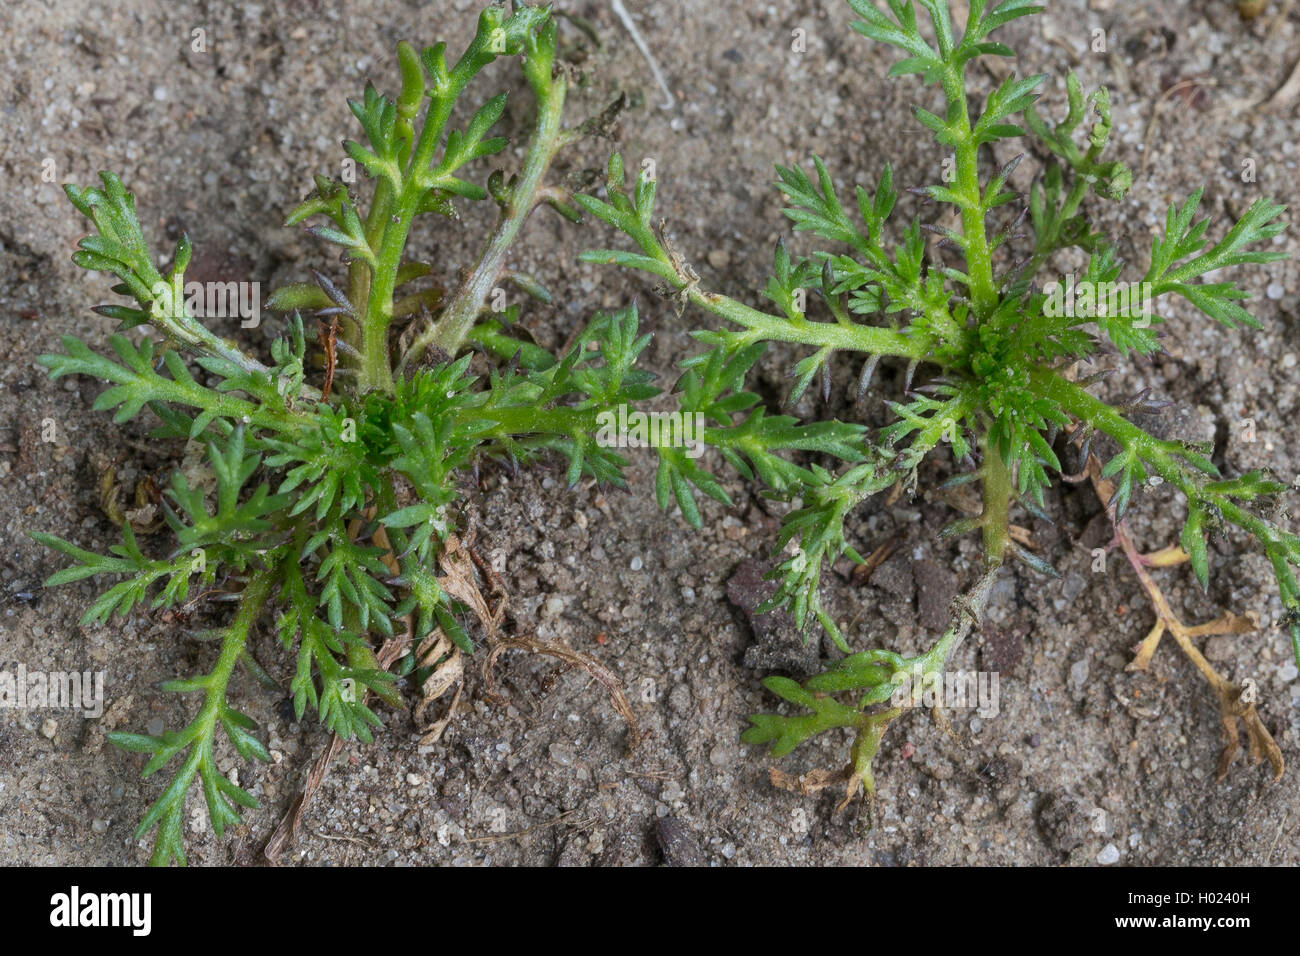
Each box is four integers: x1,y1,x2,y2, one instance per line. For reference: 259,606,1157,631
2,0,1299,866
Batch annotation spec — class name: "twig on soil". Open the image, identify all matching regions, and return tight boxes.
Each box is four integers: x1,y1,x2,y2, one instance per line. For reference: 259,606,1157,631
484,632,642,754
1140,78,1218,176
1267,810,1292,863
265,517,417,864
609,0,675,110
263,633,408,865
851,539,900,584
442,528,641,753
1258,49,1300,112
265,522,638,862
1082,453,1284,782
414,630,464,749
769,766,851,796
311,829,374,849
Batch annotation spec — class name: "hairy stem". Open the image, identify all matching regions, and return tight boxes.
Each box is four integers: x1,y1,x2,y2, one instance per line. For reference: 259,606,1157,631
401,48,568,367
924,564,1001,671
943,68,997,317
357,38,488,391
1030,366,1193,491
359,190,419,392
193,573,274,735
139,570,273,865
979,430,1013,566
693,288,926,359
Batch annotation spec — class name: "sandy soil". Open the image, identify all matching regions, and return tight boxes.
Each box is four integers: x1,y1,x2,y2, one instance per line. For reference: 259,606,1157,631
1,0,1298,865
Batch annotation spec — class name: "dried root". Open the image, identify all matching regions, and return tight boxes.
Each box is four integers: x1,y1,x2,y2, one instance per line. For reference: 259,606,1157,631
1085,454,1283,782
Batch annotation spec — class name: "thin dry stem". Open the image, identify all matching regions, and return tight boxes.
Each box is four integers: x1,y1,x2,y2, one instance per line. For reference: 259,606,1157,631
1083,454,1283,782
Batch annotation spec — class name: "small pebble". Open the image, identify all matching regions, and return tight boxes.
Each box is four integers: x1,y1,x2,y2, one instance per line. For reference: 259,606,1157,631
1097,843,1120,865
1266,282,1285,300
630,556,643,571
406,772,423,787
91,818,108,834
655,816,705,866
1204,636,1235,662
40,719,57,739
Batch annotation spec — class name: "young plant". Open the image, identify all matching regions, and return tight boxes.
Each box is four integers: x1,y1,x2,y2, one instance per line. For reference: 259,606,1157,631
579,0,1293,806
34,3,651,865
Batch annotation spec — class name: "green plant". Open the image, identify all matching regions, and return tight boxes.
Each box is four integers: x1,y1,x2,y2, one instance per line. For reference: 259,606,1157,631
579,0,1293,805
33,3,652,865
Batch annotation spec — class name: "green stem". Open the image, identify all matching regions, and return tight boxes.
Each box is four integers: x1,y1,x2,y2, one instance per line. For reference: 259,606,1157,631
979,430,1013,566
461,402,602,439
196,573,274,730
1031,365,1244,518
356,39,487,392
1034,365,1300,668
1028,367,1181,482
686,287,926,359
944,69,997,317
359,191,419,393
1030,367,1273,538
142,571,273,865
400,66,569,367
345,175,395,359
921,564,1001,672
1021,174,1090,281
